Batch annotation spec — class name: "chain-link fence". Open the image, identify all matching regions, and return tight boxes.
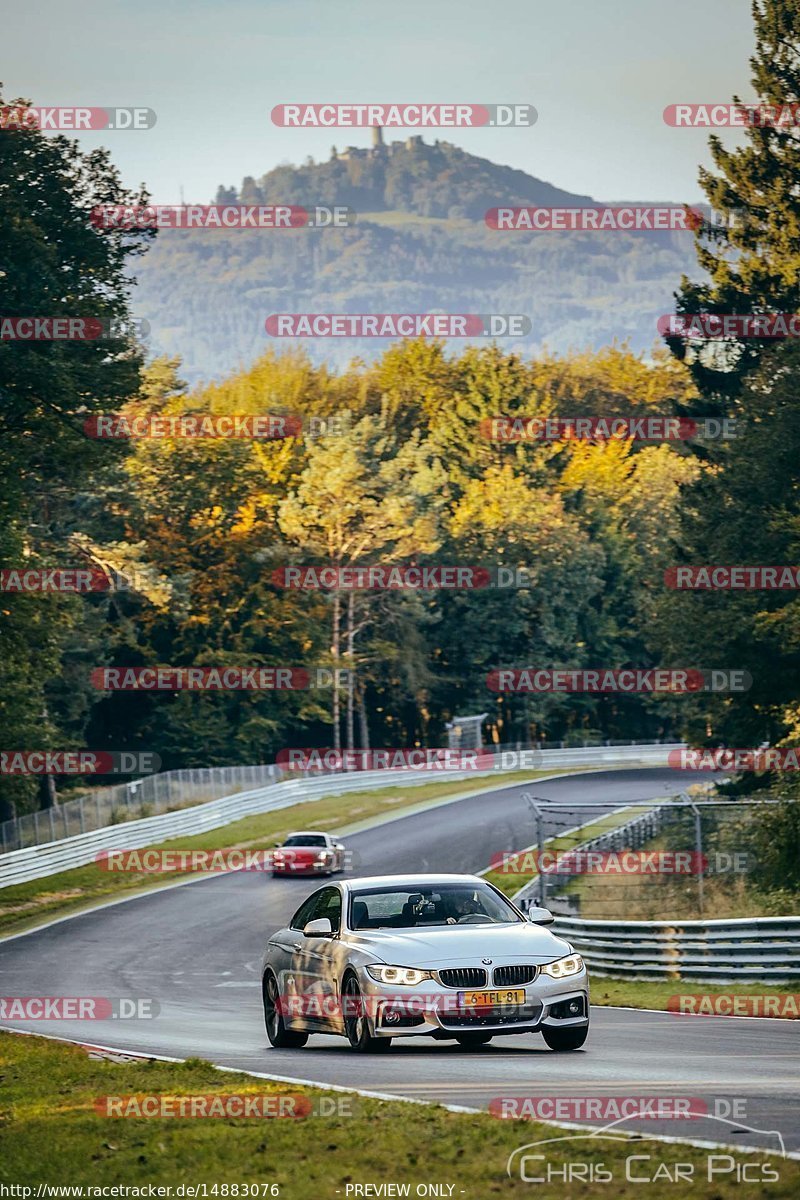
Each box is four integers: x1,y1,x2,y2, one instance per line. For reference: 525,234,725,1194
0,764,281,853
505,796,793,922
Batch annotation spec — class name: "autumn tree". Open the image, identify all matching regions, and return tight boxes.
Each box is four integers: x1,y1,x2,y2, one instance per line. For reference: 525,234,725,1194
278,404,446,750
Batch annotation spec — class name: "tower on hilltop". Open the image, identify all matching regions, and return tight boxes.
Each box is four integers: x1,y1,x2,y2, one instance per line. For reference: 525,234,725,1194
371,125,384,150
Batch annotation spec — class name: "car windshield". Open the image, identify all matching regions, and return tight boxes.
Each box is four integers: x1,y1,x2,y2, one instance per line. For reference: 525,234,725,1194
348,884,522,930
283,835,327,847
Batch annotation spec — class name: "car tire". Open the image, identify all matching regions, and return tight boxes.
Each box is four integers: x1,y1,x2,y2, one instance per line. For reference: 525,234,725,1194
541,1024,588,1051
263,972,308,1048
342,974,392,1053
455,1033,493,1048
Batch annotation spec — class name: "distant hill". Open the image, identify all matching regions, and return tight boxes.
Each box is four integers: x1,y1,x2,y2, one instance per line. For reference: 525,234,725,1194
216,136,594,218
131,137,697,382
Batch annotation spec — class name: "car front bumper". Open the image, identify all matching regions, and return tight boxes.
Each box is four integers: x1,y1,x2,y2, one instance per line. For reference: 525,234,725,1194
272,860,333,874
356,967,590,1039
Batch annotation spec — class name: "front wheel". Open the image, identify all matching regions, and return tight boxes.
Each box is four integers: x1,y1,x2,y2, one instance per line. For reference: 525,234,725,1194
541,1024,588,1051
342,975,392,1053
455,1032,493,1048
263,972,308,1048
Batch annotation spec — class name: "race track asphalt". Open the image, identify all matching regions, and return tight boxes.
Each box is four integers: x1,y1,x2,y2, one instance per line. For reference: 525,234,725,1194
1,768,797,1156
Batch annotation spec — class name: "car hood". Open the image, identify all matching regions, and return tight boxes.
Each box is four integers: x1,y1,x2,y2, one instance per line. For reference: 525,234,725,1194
346,922,571,965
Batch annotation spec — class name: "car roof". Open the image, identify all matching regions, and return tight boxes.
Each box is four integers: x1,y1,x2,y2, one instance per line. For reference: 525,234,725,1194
343,873,484,891
285,830,329,837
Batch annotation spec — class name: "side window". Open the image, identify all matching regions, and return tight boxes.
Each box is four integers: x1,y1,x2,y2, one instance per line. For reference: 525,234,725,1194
289,887,341,932
290,890,325,931
317,887,342,933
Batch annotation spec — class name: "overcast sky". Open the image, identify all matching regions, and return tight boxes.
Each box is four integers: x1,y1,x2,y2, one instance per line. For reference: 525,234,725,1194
4,0,756,203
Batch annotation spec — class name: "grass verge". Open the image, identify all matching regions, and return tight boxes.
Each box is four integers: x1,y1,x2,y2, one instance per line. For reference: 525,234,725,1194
590,977,800,1016
1,1031,796,1197
562,832,799,921
0,769,585,939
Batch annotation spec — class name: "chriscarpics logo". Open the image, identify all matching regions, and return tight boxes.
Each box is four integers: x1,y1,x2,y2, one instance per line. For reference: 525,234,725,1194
505,1114,787,1183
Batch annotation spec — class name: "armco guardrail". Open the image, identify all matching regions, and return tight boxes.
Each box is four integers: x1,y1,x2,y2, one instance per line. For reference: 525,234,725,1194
0,742,681,889
0,738,678,854
545,914,800,984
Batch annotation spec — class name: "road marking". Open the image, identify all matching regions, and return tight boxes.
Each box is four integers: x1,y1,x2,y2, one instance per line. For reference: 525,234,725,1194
2,1024,796,1159
3,1027,796,1156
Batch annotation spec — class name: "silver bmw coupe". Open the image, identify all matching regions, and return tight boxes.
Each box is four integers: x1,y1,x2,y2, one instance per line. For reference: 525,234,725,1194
261,873,589,1053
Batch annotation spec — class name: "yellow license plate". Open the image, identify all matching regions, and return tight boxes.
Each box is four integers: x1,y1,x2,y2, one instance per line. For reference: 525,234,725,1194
459,988,526,1008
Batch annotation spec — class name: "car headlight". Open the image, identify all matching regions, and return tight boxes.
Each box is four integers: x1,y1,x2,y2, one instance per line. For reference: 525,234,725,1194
540,954,584,979
317,850,333,860
365,965,434,985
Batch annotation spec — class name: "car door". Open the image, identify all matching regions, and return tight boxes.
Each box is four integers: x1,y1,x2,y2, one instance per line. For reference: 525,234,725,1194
290,886,345,1030
271,890,322,1027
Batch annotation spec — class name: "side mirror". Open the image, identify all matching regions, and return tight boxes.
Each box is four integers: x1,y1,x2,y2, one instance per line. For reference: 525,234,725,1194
334,843,345,851
526,906,555,926
303,917,334,937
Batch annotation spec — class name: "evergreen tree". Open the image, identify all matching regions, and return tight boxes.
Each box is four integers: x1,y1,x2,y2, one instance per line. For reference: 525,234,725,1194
0,86,152,818
667,0,800,406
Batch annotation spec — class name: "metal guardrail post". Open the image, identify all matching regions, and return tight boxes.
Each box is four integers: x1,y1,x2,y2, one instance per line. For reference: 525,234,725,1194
690,801,704,916
522,794,550,908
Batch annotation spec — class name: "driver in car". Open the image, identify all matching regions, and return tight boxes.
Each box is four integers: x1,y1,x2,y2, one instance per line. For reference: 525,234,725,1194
445,891,482,923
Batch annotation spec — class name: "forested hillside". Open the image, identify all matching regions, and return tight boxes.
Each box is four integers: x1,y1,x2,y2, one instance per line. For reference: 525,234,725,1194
132,139,698,381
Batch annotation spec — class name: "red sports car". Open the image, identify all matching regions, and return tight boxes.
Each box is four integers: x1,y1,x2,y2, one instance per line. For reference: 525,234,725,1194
271,830,347,876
